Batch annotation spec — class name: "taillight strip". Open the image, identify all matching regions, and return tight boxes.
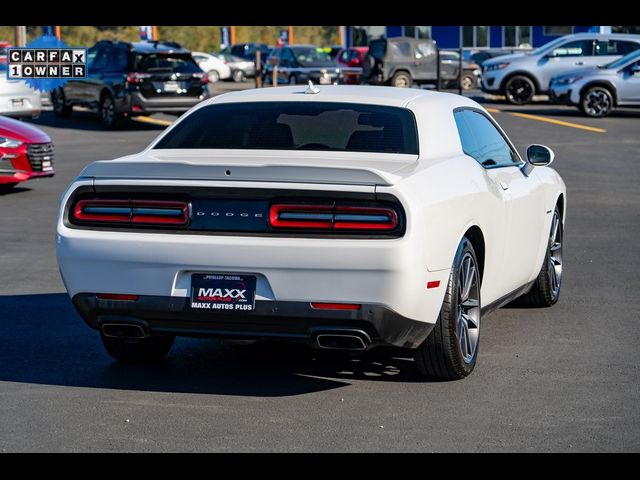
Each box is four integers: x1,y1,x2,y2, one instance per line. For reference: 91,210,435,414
269,204,398,232
269,204,333,229
73,199,189,226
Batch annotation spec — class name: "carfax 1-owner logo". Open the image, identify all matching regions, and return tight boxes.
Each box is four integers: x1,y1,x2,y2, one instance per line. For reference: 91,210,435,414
5,35,87,92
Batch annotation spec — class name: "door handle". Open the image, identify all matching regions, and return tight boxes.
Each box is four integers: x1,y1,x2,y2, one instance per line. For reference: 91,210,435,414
574,61,584,66
500,181,510,191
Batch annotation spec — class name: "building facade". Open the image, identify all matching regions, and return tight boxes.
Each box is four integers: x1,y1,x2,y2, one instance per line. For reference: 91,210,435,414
346,26,611,50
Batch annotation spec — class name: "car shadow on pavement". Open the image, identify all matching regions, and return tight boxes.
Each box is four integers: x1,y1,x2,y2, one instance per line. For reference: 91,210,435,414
0,293,426,397
0,186,31,196
27,112,167,132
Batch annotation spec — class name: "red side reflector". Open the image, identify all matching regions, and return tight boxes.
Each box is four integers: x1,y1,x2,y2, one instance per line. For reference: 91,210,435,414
96,294,140,301
310,303,361,311
427,281,440,289
132,105,142,111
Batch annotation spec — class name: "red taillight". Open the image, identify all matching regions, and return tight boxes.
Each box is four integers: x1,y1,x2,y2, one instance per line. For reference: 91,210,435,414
333,206,398,231
192,72,209,84
269,204,398,232
73,199,189,226
96,293,139,301
269,204,333,229
310,303,361,310
126,72,152,84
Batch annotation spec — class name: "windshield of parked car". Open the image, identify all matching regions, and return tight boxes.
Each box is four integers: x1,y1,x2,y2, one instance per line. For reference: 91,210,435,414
530,37,572,56
292,47,332,65
154,102,419,154
605,49,640,69
135,54,201,73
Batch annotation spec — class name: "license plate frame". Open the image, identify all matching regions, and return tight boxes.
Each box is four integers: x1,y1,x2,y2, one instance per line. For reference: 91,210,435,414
11,99,25,108
190,273,256,312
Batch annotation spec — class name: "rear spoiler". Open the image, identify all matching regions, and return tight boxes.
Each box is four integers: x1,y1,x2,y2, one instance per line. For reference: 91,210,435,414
79,161,396,186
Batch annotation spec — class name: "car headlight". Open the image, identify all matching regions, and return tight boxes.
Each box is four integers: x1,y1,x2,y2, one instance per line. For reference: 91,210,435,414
484,62,510,72
553,76,583,85
0,136,23,148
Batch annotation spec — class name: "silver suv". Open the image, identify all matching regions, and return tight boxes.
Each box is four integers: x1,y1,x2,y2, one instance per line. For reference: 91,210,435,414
549,50,640,116
481,33,640,104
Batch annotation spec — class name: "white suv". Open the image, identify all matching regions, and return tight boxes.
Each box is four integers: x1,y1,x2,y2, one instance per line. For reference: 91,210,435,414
481,33,640,104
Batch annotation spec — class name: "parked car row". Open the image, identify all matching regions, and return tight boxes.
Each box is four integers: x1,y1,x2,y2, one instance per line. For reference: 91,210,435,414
481,32,640,112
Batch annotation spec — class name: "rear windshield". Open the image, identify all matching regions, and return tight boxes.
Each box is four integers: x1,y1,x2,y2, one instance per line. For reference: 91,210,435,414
154,102,419,154
135,54,201,73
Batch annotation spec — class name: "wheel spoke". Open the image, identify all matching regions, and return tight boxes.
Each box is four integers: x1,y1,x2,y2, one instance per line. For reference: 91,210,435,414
461,298,479,308
461,259,475,302
463,312,479,329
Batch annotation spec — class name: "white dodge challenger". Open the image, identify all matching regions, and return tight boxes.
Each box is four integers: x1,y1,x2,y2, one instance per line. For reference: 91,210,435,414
56,85,566,379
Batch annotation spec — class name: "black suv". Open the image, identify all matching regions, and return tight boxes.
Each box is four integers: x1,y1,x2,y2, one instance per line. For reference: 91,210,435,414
51,40,208,128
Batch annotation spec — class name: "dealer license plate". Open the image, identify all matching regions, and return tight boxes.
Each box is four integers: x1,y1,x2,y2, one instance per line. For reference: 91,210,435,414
190,273,256,312
164,81,179,92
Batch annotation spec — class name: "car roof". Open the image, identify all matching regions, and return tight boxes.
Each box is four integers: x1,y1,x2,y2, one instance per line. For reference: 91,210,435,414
129,41,191,54
206,85,479,110
560,32,640,41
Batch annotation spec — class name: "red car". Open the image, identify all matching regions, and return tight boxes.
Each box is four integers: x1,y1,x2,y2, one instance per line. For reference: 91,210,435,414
335,47,369,84
0,41,10,65
0,115,55,190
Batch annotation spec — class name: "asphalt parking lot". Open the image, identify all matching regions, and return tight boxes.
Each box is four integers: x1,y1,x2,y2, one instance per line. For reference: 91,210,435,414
0,84,639,452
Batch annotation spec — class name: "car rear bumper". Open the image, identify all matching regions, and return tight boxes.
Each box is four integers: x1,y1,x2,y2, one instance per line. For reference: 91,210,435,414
124,91,207,114
72,294,434,349
0,91,42,118
57,226,450,330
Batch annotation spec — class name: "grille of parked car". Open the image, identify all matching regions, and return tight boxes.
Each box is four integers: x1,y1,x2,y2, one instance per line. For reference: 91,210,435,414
27,143,55,172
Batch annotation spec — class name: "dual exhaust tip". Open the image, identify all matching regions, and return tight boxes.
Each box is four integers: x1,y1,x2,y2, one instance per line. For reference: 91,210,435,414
101,323,372,352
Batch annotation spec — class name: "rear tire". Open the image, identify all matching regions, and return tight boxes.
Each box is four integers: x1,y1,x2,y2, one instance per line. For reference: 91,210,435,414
101,333,175,363
414,237,481,379
99,93,123,130
51,88,72,118
391,71,412,88
232,70,246,82
207,70,220,83
504,75,535,104
514,206,563,307
461,73,477,90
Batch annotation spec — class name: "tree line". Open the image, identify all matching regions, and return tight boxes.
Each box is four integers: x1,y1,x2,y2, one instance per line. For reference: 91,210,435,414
0,26,341,51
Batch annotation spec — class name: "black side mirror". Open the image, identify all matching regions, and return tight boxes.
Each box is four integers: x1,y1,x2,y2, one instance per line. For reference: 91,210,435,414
526,144,555,166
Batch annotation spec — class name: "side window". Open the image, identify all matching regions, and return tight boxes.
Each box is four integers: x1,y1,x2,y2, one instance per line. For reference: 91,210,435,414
597,40,640,56
87,47,99,69
90,48,108,71
550,40,594,57
415,42,435,59
280,49,295,66
390,41,412,57
338,50,350,63
103,48,128,72
454,110,520,168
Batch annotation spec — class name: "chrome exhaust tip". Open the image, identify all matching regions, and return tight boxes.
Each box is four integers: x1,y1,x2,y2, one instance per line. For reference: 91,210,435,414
101,323,147,339
314,330,371,351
